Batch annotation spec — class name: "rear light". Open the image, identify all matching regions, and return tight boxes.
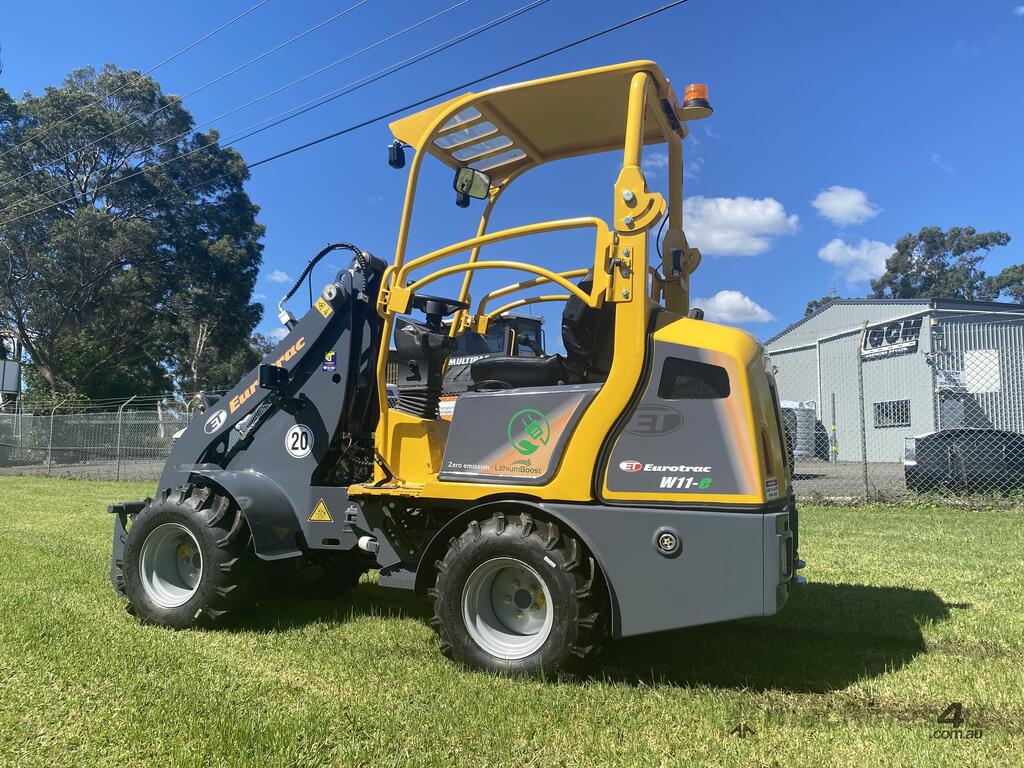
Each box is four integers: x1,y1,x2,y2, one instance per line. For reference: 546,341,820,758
904,437,917,465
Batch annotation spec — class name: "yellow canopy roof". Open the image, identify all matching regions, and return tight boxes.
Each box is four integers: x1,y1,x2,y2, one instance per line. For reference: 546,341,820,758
389,60,684,186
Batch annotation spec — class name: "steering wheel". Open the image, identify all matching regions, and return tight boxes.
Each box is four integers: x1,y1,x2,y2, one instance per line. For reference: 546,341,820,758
410,293,469,318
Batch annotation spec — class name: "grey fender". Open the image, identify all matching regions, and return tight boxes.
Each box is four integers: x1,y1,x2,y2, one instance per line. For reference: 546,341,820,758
188,467,303,561
413,499,621,637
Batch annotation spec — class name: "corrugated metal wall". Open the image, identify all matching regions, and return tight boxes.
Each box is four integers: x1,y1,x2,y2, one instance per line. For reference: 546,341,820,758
935,316,1024,433
767,301,930,350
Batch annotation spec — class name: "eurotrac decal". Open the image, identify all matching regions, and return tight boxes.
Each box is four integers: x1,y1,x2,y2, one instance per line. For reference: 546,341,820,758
604,343,759,497
617,460,713,490
861,318,922,359
439,386,598,485
229,337,305,413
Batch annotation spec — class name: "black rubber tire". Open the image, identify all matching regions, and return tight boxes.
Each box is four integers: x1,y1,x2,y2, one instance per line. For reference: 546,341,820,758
430,511,607,676
123,484,256,628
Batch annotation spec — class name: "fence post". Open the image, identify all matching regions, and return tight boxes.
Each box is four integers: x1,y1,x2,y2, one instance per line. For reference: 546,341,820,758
46,399,67,477
16,395,24,462
856,324,869,502
115,395,137,482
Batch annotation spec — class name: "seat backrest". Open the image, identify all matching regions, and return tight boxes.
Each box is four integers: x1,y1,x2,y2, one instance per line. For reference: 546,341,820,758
561,272,615,380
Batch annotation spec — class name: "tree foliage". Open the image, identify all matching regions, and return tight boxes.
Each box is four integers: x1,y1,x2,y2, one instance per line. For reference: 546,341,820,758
804,293,842,317
0,65,265,398
870,226,1015,301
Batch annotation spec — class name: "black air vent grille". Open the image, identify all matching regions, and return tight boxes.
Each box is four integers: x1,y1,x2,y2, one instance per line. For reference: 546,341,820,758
658,357,730,400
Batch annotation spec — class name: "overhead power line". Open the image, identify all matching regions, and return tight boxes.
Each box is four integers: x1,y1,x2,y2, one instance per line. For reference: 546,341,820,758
0,0,475,217
0,0,272,164
248,0,694,168
2,0,693,232
0,0,370,193
1,0,548,225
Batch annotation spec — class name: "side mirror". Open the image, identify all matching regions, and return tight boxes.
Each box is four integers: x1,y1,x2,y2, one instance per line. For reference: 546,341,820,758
388,140,406,169
453,166,491,201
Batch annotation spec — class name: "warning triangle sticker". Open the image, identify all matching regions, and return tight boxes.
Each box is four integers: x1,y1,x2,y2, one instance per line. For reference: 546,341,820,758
309,499,332,522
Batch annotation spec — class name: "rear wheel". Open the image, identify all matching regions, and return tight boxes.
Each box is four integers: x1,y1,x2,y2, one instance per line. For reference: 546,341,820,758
123,484,256,628
431,512,607,676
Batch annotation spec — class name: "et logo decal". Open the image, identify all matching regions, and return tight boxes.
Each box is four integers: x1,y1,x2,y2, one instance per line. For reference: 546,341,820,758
204,409,227,434
625,404,683,436
619,460,643,472
507,408,550,456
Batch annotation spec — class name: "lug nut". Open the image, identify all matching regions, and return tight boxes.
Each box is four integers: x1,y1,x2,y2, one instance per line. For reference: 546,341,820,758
503,595,512,606
529,604,540,614
514,611,523,621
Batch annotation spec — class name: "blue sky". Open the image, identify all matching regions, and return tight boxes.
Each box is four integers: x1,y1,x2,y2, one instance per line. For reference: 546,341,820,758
3,0,1023,346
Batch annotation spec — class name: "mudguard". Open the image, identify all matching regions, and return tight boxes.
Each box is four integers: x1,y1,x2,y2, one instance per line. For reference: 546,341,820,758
189,467,302,560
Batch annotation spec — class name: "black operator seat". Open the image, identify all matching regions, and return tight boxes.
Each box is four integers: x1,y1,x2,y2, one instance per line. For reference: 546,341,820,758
470,273,615,389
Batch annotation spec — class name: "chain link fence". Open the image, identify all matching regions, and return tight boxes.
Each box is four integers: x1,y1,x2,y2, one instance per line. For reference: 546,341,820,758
0,396,203,481
769,312,1024,503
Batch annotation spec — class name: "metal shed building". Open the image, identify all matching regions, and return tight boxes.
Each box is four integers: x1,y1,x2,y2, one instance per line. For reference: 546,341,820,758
765,299,1024,464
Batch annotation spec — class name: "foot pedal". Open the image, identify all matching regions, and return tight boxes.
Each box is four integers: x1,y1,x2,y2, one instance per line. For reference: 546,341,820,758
793,574,807,588
794,559,806,570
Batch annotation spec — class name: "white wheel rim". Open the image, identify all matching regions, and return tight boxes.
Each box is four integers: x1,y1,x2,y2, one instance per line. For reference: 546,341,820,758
462,557,554,660
139,523,203,608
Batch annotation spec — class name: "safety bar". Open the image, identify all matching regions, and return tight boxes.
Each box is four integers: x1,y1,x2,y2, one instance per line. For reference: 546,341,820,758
408,262,597,307
475,268,589,317
485,294,570,323
382,217,611,317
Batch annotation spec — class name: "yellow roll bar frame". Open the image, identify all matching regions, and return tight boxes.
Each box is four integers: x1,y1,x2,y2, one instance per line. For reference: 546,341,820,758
365,61,702,494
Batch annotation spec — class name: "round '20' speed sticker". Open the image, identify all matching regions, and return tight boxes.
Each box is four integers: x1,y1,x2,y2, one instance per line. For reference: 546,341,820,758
285,424,313,458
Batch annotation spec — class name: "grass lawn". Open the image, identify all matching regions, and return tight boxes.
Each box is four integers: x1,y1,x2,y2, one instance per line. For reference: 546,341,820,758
1,477,1022,767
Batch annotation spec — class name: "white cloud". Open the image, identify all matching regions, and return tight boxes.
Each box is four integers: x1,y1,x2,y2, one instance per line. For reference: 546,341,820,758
252,292,267,300
642,150,670,175
644,148,702,179
268,327,289,341
818,238,893,285
811,186,880,226
1014,5,1024,16
683,195,799,256
267,270,290,283
691,290,775,323
931,153,955,174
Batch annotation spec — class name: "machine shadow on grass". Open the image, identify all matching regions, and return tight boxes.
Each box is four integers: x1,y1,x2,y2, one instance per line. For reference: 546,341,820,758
600,583,955,693
232,581,955,693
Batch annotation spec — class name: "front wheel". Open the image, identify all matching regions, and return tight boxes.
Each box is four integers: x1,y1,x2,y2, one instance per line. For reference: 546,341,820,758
122,485,256,627
431,512,607,676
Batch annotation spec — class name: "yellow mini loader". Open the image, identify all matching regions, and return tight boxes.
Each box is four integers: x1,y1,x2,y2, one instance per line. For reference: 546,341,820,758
109,60,804,676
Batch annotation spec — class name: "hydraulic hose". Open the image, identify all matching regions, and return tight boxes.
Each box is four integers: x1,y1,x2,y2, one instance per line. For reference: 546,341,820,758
277,242,367,324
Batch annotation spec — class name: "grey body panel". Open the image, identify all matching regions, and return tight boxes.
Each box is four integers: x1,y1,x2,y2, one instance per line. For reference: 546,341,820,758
439,383,599,485
545,502,792,637
603,342,756,498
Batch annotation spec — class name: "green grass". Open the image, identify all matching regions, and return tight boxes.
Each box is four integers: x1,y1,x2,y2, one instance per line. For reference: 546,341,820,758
1,477,1022,767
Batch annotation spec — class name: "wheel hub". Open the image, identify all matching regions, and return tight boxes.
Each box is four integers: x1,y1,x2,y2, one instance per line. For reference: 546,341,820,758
139,523,203,609
462,557,554,660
